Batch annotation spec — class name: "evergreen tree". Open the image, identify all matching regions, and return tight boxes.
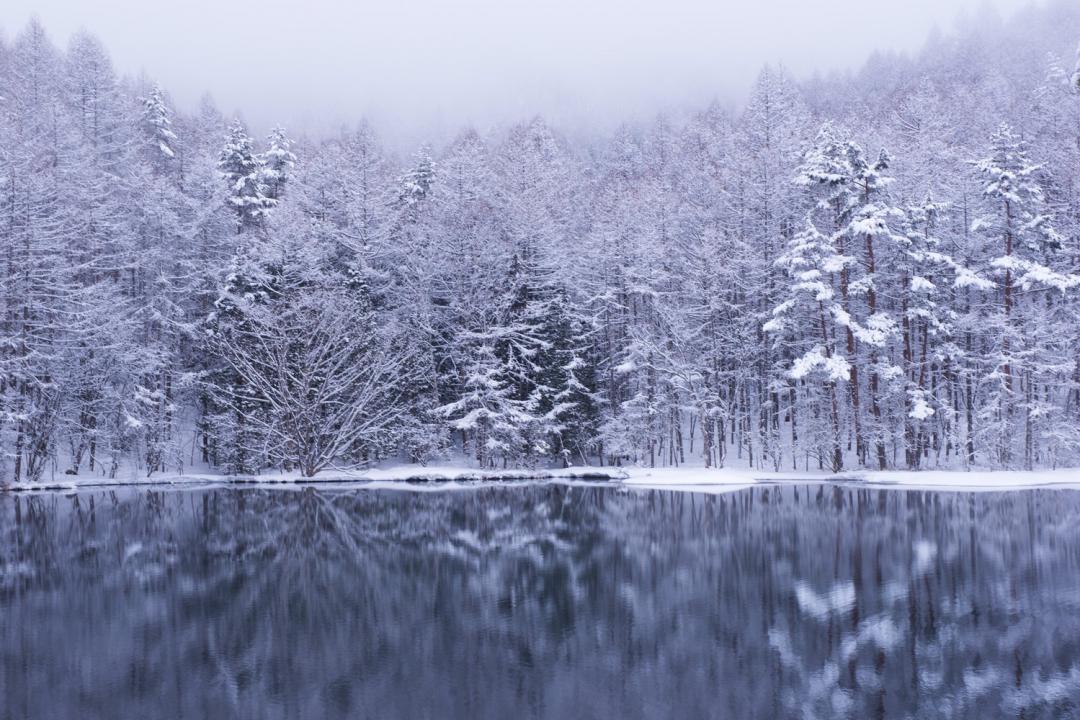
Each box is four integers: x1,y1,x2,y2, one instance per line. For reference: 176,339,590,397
436,338,541,468
259,125,295,202
973,124,1079,467
218,120,271,232
139,83,178,173
766,220,852,471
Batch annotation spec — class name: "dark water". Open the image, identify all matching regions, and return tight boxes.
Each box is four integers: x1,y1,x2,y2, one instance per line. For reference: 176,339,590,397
2,485,1080,720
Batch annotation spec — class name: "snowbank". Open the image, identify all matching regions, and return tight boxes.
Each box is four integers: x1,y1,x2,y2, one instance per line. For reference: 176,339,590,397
857,468,1080,491
622,468,1080,496
619,466,1080,493
617,467,772,495
0,465,627,493
5,464,1080,494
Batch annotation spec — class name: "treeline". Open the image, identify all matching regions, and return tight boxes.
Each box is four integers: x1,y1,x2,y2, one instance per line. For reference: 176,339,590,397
2,5,1080,479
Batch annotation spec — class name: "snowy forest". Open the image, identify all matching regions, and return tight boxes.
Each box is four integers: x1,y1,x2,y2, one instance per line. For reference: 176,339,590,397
3,4,1080,480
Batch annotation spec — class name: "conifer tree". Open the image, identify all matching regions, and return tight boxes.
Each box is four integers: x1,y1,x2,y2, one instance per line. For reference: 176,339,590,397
218,120,271,233
140,83,178,172
973,124,1079,467
259,125,295,202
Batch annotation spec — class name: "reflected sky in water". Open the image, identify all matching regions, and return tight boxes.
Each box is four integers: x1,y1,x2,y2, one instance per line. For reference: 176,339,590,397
2,484,1080,719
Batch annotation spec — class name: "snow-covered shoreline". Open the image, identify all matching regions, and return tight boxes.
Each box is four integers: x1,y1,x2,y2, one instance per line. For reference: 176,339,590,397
0,465,627,493
843,469,1080,491
620,467,1080,493
5,464,1080,494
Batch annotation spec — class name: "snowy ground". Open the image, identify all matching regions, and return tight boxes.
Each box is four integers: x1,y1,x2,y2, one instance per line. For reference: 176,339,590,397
4,464,1080,494
0,465,626,494
619,467,1080,493
849,468,1080,491
618,467,765,495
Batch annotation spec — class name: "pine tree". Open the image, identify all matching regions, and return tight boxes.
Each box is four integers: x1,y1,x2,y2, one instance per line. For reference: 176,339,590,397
973,124,1079,467
205,244,274,474
436,338,541,468
218,120,271,233
259,125,295,202
895,197,969,467
845,146,904,469
398,145,436,212
139,83,178,173
766,220,852,471
532,285,601,466
773,124,906,469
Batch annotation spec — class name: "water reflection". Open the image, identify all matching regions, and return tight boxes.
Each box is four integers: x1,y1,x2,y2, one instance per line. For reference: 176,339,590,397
2,485,1079,719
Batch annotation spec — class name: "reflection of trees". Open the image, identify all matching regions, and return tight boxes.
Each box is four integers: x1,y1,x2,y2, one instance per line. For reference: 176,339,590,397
739,487,1080,720
1,486,1079,719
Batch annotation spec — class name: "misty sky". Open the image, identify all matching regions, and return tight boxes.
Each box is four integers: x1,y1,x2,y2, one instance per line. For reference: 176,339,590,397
0,0,1042,146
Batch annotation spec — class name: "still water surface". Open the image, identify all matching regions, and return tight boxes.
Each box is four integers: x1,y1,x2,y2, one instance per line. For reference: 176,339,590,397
2,484,1080,719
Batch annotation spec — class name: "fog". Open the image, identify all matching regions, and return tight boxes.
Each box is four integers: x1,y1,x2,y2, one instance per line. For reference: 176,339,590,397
0,0,1045,145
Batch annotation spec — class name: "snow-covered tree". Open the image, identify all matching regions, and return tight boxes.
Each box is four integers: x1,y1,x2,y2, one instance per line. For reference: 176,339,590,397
218,120,271,232
973,124,1079,468
436,338,542,468
5,9,1080,482
259,125,295,202
210,264,411,477
140,83,178,172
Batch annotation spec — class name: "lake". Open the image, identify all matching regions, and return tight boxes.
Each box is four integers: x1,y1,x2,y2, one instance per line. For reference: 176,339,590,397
2,484,1079,719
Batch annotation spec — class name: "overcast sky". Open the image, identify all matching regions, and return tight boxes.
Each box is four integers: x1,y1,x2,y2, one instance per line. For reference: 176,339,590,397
0,0,1042,146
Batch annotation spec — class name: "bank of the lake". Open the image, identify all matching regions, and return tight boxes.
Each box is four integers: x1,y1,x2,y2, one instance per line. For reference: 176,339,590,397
6,464,1080,494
